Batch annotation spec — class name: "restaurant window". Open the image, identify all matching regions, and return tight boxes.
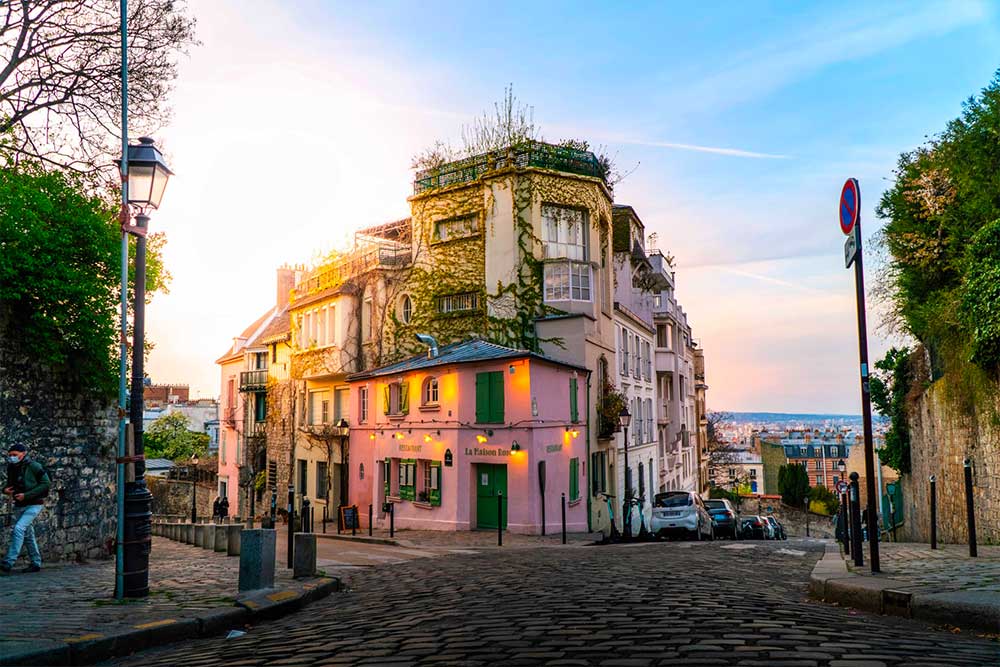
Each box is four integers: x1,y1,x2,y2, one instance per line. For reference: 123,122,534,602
399,459,416,500
569,457,580,502
475,371,504,423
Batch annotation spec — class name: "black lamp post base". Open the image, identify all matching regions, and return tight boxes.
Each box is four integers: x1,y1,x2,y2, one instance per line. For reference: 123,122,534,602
121,479,153,598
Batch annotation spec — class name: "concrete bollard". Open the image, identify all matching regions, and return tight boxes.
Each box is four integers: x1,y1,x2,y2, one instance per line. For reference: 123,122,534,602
293,533,317,578
195,524,208,548
239,529,276,592
226,524,244,556
171,523,179,541
203,524,217,550
186,523,196,545
213,525,228,552
181,523,191,544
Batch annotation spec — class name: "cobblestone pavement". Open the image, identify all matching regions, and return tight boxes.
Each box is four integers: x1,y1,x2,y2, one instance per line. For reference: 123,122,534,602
317,527,602,549
0,537,297,643
849,541,1000,594
113,538,1000,666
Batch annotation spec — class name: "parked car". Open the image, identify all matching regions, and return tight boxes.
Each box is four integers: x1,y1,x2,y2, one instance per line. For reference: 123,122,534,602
741,515,767,539
704,498,741,539
764,516,787,540
651,491,714,540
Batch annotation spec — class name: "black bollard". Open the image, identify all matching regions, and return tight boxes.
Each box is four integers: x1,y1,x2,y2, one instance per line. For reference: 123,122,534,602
840,492,850,557
849,473,863,567
561,492,567,545
286,484,295,569
368,504,373,536
497,491,503,547
389,501,395,538
322,505,327,534
929,475,937,550
352,505,358,536
964,459,977,558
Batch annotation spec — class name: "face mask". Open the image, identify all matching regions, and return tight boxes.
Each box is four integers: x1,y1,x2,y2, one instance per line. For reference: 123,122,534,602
7,456,20,464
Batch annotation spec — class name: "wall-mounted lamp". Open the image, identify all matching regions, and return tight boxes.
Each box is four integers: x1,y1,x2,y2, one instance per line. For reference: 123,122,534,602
511,441,521,452
569,429,580,439
369,433,376,441
476,434,488,444
395,432,405,440
424,434,433,443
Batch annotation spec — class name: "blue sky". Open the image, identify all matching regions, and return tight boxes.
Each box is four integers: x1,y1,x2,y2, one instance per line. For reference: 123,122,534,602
146,1,1000,413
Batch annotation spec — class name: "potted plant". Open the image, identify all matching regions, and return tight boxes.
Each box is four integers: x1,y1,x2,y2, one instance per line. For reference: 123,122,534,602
597,380,627,439
417,490,430,503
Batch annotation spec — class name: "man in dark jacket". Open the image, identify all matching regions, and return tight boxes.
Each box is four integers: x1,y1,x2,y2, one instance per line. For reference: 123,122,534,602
2,444,50,573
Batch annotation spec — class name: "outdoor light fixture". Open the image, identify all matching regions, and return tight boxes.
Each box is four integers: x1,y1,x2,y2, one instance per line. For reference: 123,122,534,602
369,433,376,441
476,434,488,444
618,406,631,429
126,137,173,210
395,432,404,440
511,441,521,452
570,429,580,439
424,434,432,443
837,459,846,474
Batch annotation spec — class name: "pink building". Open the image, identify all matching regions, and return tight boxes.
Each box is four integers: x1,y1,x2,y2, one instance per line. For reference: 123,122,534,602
348,339,591,534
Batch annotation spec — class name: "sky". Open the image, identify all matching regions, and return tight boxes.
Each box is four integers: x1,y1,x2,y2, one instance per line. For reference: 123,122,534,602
144,0,1000,414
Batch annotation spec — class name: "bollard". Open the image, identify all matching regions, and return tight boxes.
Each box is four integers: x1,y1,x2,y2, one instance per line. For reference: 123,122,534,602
849,473,864,567
286,484,295,571
302,497,311,535
214,524,228,552
194,524,207,548
323,505,327,534
293,533,317,578
182,523,192,545
840,492,850,557
498,491,503,547
561,492,567,545
964,459,977,558
238,529,276,592
226,524,243,556
389,502,395,538
352,505,358,536
929,475,937,550
369,504,373,536
202,524,216,550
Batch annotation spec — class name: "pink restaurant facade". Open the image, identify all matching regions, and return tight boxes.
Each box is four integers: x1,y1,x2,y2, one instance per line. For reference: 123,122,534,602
347,340,591,534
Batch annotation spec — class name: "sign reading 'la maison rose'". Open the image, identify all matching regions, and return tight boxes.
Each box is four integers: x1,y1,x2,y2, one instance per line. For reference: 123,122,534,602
464,447,513,457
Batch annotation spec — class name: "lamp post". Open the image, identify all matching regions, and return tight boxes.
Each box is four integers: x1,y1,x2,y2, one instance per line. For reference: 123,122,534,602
618,406,632,540
335,418,350,508
120,137,173,598
837,459,848,553
190,454,200,523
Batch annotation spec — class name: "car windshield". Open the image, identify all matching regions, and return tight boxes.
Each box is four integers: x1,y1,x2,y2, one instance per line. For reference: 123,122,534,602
705,500,727,510
654,493,691,508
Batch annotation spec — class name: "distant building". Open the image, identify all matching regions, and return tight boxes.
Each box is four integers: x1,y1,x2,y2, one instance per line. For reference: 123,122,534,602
144,383,190,407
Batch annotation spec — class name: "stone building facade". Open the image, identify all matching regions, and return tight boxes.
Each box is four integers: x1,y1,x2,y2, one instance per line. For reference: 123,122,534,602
0,308,117,563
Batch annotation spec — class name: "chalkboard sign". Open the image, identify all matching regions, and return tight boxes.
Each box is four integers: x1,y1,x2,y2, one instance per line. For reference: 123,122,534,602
340,505,360,530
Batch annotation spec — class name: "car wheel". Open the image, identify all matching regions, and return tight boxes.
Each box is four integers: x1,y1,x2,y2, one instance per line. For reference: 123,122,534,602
694,523,702,541
709,525,715,541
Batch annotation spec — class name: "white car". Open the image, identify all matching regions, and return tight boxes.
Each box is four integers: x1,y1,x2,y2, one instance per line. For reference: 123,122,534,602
651,491,714,540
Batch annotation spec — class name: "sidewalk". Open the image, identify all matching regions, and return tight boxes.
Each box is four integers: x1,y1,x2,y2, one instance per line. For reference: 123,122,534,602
809,540,1000,634
0,537,338,666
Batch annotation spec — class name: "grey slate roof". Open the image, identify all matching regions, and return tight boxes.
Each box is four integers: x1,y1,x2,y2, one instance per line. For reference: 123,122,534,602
348,338,589,381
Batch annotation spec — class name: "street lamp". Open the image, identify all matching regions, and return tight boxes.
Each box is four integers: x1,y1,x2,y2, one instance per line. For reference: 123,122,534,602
190,453,200,523
618,406,632,539
837,459,846,474
119,136,173,599
335,418,350,508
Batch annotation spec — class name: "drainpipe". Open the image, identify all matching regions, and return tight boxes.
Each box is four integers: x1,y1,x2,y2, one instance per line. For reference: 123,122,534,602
586,372,592,533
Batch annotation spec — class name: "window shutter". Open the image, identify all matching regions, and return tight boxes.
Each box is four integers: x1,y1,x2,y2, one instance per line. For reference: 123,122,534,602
382,385,390,415
490,371,504,423
429,461,442,506
569,378,579,423
383,459,390,497
569,457,579,501
475,372,489,423
400,381,410,414
590,453,599,496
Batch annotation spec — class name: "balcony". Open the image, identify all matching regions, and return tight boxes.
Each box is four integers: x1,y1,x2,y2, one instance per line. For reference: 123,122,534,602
239,369,268,392
413,141,606,194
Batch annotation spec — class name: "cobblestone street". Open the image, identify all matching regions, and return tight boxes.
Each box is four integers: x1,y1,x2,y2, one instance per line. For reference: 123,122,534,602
114,538,1000,666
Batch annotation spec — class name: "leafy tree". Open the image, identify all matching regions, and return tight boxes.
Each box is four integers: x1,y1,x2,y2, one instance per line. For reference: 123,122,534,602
808,484,839,516
145,412,208,461
869,347,913,474
0,163,169,395
777,464,810,508
0,0,197,173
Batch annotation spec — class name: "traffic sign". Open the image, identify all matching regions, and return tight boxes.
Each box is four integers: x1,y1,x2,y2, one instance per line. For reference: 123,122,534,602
844,227,857,268
839,178,860,235
836,481,849,495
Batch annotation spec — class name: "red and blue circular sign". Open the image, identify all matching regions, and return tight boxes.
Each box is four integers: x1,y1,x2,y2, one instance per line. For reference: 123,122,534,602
839,178,860,235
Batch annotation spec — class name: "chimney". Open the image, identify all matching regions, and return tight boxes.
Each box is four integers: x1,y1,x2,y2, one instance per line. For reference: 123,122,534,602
276,266,296,308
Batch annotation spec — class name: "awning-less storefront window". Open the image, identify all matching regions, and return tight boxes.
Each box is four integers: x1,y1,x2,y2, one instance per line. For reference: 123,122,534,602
399,459,416,500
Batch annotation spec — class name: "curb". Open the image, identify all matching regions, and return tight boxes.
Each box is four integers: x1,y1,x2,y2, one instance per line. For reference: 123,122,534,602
314,532,402,547
0,576,340,667
807,545,1000,634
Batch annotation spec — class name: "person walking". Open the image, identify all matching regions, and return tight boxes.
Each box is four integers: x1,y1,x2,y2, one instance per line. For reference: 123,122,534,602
2,444,51,574
211,496,221,521
220,496,229,520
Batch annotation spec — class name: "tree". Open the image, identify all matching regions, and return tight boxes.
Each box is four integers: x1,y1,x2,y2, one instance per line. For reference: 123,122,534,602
145,411,208,461
0,162,169,395
808,484,839,516
705,411,741,470
869,347,912,474
777,464,810,508
0,0,197,173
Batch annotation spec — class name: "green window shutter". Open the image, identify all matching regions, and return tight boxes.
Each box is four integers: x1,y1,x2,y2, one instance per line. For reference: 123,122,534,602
382,385,390,415
569,378,579,423
475,372,489,423
400,381,410,414
569,457,579,501
489,371,504,423
590,452,599,496
399,459,416,501
429,461,442,506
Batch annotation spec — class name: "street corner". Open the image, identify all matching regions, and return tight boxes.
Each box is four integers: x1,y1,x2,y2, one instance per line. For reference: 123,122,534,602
236,575,341,620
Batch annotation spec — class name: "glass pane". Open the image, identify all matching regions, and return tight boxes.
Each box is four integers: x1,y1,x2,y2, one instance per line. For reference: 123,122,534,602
149,165,170,208
128,165,154,206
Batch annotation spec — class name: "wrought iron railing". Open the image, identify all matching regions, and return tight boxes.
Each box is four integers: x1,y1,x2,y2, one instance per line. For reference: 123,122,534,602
413,141,605,193
296,245,411,295
239,369,268,392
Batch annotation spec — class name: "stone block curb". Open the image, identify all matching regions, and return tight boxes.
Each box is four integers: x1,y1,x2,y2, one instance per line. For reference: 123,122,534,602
314,532,401,546
807,544,1000,633
0,576,340,666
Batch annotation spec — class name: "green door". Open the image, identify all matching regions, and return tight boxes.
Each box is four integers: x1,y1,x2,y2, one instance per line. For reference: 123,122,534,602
475,463,508,529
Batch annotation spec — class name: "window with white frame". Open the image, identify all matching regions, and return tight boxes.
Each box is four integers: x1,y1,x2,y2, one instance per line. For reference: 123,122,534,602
399,295,413,324
645,398,653,442
334,387,350,422
543,260,591,301
633,335,641,378
422,377,439,406
436,292,479,314
434,214,479,242
362,298,373,341
642,341,651,380
634,398,642,444
619,327,629,376
542,205,587,260
359,386,369,423
309,390,330,425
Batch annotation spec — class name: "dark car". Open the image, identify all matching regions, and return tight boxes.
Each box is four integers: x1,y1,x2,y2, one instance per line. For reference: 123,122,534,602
705,498,741,538
765,516,787,540
741,515,767,539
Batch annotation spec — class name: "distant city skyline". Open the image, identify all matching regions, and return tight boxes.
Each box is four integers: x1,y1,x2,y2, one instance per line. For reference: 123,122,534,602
142,1,1000,413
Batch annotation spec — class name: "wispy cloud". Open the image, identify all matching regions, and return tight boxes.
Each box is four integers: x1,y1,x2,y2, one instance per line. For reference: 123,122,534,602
616,138,788,159
713,266,829,296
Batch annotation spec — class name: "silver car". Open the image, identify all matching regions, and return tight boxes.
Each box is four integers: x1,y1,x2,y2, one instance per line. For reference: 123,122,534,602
651,491,714,540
